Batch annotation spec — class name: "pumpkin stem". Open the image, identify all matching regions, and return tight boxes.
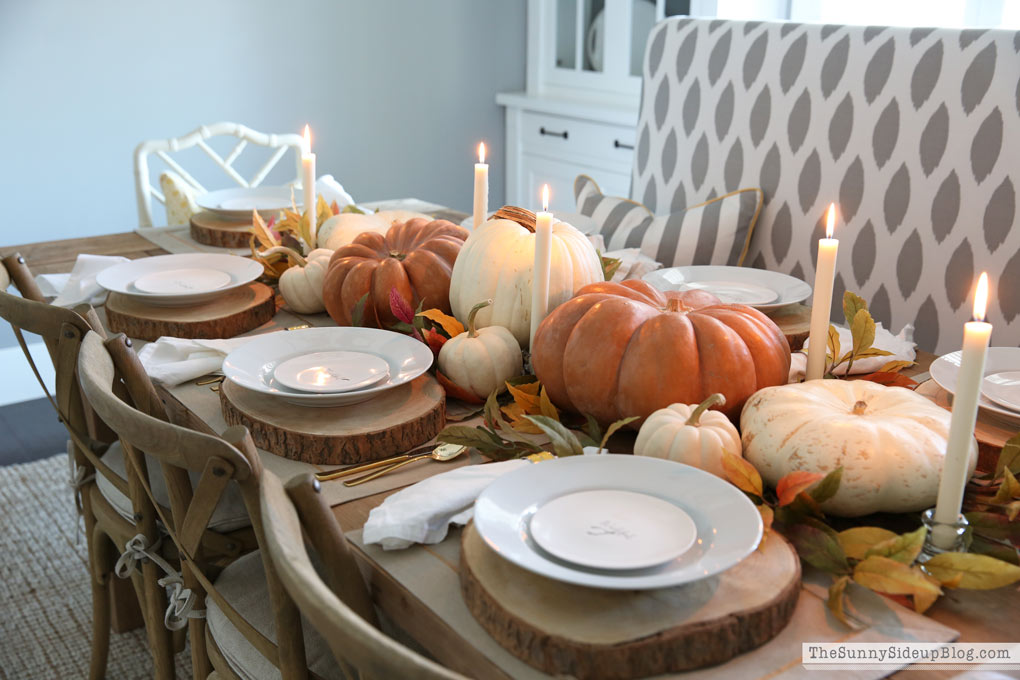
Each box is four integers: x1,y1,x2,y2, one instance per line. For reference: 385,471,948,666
665,298,683,313
686,393,726,426
492,205,538,233
851,400,869,415
388,250,406,261
257,245,307,267
466,299,493,338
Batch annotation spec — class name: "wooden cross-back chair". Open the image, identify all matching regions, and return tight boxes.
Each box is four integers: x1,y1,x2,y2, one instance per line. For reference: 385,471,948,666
260,472,467,680
134,122,304,227
78,330,336,680
0,253,178,679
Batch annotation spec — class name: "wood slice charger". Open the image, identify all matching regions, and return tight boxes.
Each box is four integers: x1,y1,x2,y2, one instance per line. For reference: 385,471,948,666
460,523,800,680
766,303,811,352
190,211,255,248
105,283,275,342
916,379,1013,470
219,374,445,465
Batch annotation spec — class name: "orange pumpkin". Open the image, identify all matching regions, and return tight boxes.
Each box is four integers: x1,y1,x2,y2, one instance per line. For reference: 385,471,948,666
323,218,469,327
531,280,791,423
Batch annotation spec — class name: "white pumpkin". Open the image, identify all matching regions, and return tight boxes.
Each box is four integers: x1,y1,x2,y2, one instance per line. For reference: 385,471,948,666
634,394,741,478
740,380,978,517
271,248,331,314
438,300,523,400
449,217,602,347
318,210,429,250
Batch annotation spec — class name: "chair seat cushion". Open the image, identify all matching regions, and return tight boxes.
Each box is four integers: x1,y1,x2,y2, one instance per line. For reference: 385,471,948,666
574,174,763,269
95,442,250,532
206,550,342,680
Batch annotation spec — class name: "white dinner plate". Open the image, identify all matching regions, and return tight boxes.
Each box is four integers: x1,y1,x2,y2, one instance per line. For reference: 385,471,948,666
643,265,811,311
196,186,301,220
474,455,763,590
96,254,264,307
272,351,390,394
132,268,232,295
222,327,433,407
930,347,1020,424
461,211,598,235
983,371,1020,413
529,489,698,571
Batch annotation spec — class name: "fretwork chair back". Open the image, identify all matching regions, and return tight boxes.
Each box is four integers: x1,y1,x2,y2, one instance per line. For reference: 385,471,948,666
135,122,304,227
260,471,468,680
78,330,325,680
0,253,176,679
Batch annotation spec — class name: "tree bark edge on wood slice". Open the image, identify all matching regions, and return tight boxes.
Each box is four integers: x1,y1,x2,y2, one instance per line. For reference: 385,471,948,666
219,375,446,465
105,283,275,341
459,522,800,680
190,211,255,248
766,303,811,352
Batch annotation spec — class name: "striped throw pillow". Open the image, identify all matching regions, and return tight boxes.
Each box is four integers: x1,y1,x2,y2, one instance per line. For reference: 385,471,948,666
574,175,763,267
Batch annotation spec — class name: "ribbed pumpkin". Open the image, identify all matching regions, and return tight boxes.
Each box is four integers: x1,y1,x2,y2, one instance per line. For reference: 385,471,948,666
531,280,791,423
323,218,469,328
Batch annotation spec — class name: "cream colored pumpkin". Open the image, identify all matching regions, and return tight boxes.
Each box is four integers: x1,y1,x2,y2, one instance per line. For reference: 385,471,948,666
449,217,602,347
634,394,741,478
319,209,429,250
740,380,978,517
276,248,331,314
438,300,523,399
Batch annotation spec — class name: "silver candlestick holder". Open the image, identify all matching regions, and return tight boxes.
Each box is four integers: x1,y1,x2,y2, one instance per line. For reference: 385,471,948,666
918,509,969,563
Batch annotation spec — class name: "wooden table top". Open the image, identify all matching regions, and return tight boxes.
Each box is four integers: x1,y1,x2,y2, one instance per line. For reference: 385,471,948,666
7,230,1017,680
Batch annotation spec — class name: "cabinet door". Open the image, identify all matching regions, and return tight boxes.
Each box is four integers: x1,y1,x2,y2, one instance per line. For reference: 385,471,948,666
523,154,631,212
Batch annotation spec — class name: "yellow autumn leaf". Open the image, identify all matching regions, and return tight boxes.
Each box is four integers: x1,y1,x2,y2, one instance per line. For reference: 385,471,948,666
838,527,898,561
827,575,853,628
720,450,763,497
500,402,543,434
417,309,465,338
250,210,279,249
864,527,927,564
992,467,1020,503
852,555,942,598
879,359,915,373
923,552,1020,590
539,386,559,421
757,504,774,551
913,587,939,614
506,381,542,414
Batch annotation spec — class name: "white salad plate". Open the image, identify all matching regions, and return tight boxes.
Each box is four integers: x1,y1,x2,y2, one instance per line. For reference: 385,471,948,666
474,455,763,590
982,371,1020,413
272,351,390,394
222,327,433,407
196,186,300,220
643,265,811,311
529,489,698,571
461,211,598,235
930,347,1020,424
96,254,264,307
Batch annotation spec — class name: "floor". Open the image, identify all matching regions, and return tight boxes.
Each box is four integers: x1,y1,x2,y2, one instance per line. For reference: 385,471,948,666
0,397,68,466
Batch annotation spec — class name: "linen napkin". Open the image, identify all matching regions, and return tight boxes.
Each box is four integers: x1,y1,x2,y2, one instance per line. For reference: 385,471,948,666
789,322,916,382
586,235,663,282
137,336,252,386
35,254,130,307
362,459,531,550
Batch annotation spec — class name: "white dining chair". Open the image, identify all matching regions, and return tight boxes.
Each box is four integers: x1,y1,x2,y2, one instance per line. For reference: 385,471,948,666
134,122,304,227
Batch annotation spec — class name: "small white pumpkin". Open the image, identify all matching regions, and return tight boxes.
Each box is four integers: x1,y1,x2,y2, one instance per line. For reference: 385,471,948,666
318,209,429,250
438,299,523,400
449,216,602,348
264,247,331,314
740,380,978,517
634,394,741,478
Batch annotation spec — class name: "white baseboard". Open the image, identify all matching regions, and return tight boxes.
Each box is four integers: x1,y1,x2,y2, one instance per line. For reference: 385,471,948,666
0,341,55,407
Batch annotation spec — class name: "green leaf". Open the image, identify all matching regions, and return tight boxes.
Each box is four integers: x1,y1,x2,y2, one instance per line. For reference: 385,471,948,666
992,467,1020,503
843,291,868,327
923,552,1020,590
785,522,851,574
523,415,584,458
966,511,1020,543
863,526,926,564
809,466,843,504
483,390,504,430
826,324,841,370
600,252,622,281
577,414,603,449
341,203,366,215
838,527,898,561
850,308,876,355
505,374,538,387
598,416,639,453
350,292,370,328
968,535,1020,565
827,575,854,628
436,426,512,451
995,432,1020,478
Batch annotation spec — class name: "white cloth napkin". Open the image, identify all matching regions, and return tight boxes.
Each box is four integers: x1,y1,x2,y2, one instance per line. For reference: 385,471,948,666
137,336,252,386
35,254,130,307
362,459,531,550
586,234,663,282
790,323,916,382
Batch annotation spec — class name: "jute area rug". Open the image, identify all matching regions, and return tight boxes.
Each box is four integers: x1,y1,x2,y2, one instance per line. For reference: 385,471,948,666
0,453,193,679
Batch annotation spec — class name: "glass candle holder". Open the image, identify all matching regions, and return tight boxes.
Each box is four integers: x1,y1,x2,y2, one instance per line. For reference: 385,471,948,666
918,508,969,562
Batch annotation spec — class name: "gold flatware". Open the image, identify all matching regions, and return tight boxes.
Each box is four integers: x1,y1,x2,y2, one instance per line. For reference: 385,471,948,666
195,375,225,386
342,444,468,487
286,324,311,331
314,444,438,482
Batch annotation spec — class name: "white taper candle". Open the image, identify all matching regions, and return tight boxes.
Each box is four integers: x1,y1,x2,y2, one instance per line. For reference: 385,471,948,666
301,125,317,247
473,142,488,230
530,184,553,348
806,203,839,381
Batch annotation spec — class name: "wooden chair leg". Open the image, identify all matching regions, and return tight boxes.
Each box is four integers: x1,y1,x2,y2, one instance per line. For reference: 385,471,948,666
189,615,212,679
140,558,176,680
109,573,145,633
88,525,114,680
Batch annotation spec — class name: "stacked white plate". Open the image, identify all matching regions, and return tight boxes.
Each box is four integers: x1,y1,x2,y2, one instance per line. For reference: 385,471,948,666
474,455,763,590
195,186,300,221
222,327,434,407
931,347,1020,425
96,254,264,307
643,265,812,311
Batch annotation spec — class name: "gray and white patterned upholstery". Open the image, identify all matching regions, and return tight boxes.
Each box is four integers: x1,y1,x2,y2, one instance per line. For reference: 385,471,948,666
633,18,1020,352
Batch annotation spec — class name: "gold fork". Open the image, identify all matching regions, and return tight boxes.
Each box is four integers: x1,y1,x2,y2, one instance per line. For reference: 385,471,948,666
314,444,438,482
341,444,468,487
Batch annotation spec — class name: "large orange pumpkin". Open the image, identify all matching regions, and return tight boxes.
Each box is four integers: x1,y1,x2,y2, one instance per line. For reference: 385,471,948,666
323,218,469,327
531,280,791,423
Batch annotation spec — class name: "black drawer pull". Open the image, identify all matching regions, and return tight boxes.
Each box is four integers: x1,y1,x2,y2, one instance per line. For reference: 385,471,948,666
539,126,568,139
614,139,635,150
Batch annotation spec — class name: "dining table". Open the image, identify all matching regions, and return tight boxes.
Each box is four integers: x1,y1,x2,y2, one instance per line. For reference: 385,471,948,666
5,204,1019,680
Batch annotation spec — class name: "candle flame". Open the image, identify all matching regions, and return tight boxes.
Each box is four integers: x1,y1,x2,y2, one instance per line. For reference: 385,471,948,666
303,124,312,153
825,203,836,239
542,184,550,212
478,142,486,164
973,272,989,322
